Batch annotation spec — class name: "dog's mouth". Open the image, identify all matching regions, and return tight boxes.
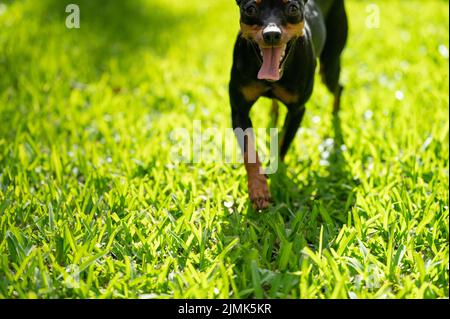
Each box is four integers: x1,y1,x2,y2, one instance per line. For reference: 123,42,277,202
257,42,292,82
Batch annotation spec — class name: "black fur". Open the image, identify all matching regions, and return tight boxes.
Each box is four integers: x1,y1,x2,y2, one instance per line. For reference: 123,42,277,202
229,0,348,159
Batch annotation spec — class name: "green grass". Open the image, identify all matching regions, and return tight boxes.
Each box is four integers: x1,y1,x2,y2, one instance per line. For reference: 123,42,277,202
0,0,448,299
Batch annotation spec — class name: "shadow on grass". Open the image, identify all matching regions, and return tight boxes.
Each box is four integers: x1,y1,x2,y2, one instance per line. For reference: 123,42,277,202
269,113,357,245
37,0,196,75
221,113,358,297
47,0,187,47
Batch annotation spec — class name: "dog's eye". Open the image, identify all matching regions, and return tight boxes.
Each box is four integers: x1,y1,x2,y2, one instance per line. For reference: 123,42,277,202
244,4,258,18
286,3,300,17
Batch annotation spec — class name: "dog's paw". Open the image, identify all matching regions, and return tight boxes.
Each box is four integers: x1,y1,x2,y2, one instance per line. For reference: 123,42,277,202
248,174,272,211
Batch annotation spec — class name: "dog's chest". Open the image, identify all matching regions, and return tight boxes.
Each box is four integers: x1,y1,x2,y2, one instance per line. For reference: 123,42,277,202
241,81,299,105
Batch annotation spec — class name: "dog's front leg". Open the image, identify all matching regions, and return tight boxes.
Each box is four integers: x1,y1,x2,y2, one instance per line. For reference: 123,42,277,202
230,86,271,210
279,104,306,161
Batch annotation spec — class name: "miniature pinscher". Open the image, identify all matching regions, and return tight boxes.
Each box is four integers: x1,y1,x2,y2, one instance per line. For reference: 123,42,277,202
229,0,348,210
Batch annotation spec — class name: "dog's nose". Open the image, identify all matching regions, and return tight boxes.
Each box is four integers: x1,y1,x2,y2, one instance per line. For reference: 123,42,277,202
263,23,282,46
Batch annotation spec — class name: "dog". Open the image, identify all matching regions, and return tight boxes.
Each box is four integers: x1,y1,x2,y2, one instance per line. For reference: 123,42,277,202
229,0,348,210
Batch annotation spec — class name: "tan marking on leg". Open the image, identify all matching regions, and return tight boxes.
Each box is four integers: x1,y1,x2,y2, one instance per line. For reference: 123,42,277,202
270,99,280,128
333,85,343,114
243,135,271,210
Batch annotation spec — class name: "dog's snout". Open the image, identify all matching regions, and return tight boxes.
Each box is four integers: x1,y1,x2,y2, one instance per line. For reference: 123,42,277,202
263,23,282,46
263,31,281,45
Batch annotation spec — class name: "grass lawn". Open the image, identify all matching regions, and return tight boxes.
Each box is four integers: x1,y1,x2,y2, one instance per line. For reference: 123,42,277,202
0,0,448,299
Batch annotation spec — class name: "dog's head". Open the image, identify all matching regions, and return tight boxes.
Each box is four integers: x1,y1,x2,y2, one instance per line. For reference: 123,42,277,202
236,0,307,81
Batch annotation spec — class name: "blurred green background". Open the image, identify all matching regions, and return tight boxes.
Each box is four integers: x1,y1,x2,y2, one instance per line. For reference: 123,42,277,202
0,0,448,298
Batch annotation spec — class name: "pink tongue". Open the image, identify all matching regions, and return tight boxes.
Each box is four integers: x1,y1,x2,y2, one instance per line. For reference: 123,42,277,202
258,47,283,81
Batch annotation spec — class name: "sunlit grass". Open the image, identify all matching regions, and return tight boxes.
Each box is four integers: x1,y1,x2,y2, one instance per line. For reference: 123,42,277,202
0,0,448,298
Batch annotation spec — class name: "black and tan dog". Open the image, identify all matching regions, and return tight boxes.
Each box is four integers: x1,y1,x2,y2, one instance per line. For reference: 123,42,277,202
229,0,348,209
